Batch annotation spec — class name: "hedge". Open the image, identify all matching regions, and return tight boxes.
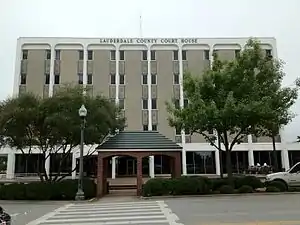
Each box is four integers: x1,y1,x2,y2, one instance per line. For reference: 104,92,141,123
143,176,263,197
0,179,96,200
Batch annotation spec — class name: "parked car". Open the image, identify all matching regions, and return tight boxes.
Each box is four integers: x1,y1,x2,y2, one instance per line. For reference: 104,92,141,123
265,162,300,190
0,207,11,225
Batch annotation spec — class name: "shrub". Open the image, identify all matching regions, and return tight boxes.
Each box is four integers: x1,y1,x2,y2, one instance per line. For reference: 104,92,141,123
142,176,210,197
142,178,170,197
0,183,27,200
219,185,235,194
266,181,286,192
235,176,263,189
238,185,253,193
172,176,210,195
266,186,280,192
0,178,96,200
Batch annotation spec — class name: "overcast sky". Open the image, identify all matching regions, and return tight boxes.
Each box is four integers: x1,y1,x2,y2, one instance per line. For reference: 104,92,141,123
0,0,299,142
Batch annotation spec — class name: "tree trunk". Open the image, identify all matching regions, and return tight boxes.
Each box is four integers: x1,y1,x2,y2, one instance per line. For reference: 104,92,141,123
219,151,224,178
226,150,233,183
272,135,279,172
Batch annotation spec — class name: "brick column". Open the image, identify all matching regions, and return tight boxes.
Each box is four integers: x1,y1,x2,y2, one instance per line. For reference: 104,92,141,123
136,156,143,196
174,152,182,178
97,154,104,198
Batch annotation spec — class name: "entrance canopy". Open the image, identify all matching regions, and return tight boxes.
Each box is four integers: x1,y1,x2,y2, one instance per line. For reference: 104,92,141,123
95,131,182,197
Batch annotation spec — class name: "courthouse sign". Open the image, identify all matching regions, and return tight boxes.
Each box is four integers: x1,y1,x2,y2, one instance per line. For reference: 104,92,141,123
99,38,200,45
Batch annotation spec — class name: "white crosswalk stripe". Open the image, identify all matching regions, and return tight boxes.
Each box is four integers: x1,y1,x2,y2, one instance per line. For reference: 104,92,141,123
27,200,183,225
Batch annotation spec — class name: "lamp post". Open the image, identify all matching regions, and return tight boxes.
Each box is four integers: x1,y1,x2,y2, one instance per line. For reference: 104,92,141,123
75,104,87,201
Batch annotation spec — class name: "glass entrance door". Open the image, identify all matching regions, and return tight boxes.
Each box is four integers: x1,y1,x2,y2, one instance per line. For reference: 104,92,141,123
116,156,137,177
126,158,136,175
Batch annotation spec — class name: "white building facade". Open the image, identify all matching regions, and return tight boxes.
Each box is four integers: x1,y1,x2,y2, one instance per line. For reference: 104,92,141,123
1,37,299,180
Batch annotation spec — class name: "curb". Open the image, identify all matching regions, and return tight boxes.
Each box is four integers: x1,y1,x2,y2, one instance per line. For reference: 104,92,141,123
140,192,300,200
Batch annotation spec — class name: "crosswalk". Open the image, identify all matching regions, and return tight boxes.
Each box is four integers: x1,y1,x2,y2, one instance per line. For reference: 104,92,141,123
27,200,183,225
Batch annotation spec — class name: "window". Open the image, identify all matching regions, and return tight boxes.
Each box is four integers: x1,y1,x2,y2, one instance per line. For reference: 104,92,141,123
55,50,60,60
266,49,272,58
142,99,148,109
151,98,157,109
87,74,93,84
119,50,125,60
150,50,156,60
235,50,241,58
110,74,116,84
45,74,50,84
182,50,187,60
152,125,157,131
22,50,28,60
78,74,83,84
151,74,157,85
110,50,116,60
142,50,147,60
54,75,60,84
173,74,179,84
119,74,125,85
175,126,181,135
173,50,178,60
88,50,93,60
20,73,26,84
79,50,84,60
186,151,216,174
46,50,51,60
119,99,125,109
184,99,188,108
204,50,209,60
143,125,148,131
208,129,214,134
174,99,180,109
142,74,147,84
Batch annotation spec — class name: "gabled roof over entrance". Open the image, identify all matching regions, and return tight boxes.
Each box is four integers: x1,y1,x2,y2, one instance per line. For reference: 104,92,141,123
96,131,182,150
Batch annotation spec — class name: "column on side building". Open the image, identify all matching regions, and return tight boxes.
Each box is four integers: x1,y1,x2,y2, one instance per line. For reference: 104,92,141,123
45,152,50,177
247,134,254,166
111,156,117,179
6,152,16,179
280,133,290,171
281,149,290,171
215,150,220,175
149,156,155,178
72,151,77,179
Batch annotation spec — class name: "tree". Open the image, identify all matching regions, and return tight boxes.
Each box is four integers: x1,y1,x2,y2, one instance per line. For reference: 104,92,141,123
0,85,125,182
167,39,299,180
0,93,40,174
258,88,298,172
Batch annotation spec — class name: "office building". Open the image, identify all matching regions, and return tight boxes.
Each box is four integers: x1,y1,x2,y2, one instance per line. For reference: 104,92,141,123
2,37,300,180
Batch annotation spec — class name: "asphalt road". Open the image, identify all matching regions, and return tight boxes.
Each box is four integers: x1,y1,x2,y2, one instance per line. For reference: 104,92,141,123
2,194,300,225
165,194,300,225
0,201,69,225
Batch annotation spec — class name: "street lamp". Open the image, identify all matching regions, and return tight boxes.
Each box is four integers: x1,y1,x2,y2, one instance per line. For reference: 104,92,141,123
75,104,87,201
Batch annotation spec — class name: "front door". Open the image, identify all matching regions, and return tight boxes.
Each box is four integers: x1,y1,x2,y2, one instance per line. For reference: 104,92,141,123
126,158,136,176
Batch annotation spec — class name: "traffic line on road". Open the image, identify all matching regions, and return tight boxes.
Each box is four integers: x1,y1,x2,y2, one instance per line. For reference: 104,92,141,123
26,200,182,225
206,221,300,225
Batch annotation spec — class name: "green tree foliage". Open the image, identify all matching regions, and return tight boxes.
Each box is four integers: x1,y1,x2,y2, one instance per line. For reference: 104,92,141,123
0,85,125,182
167,39,298,179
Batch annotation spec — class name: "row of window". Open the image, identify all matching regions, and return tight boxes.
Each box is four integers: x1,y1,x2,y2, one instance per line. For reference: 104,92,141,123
22,49,273,61
20,73,178,86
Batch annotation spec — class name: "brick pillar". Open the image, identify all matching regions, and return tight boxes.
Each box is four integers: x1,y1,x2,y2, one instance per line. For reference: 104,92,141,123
103,158,108,194
174,152,182,178
171,157,175,178
97,154,104,198
136,156,143,196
